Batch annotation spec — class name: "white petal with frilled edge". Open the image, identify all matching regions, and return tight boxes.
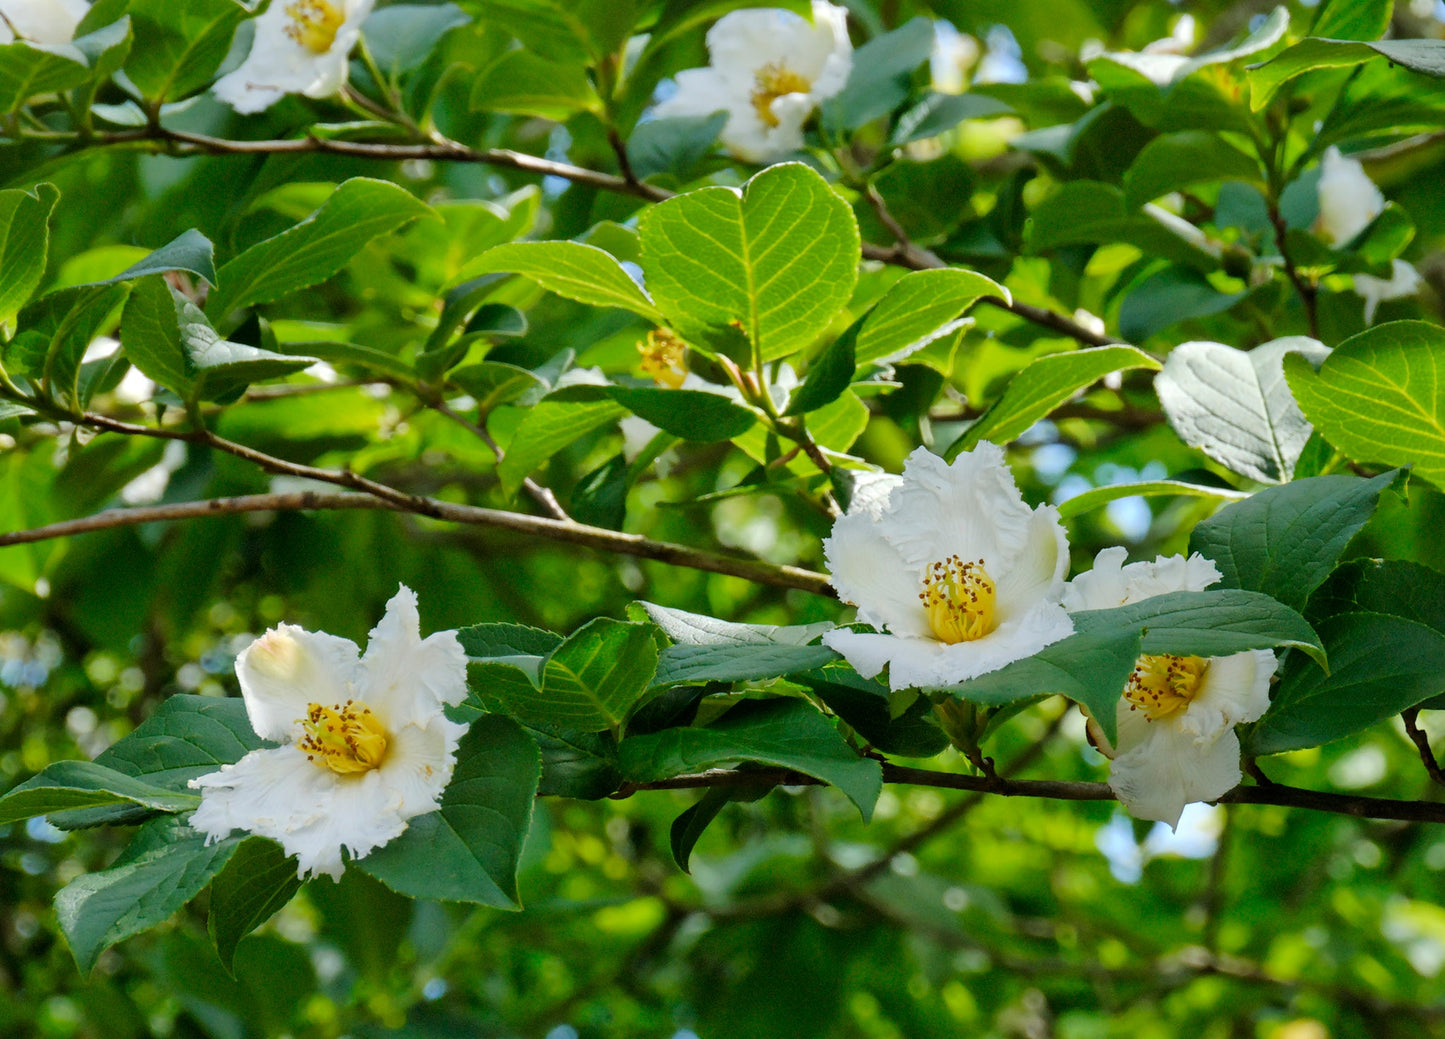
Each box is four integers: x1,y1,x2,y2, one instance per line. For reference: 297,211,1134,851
1174,649,1276,742
213,0,375,114
360,586,469,731
1107,719,1245,828
1063,546,1221,612
235,625,363,742
0,0,88,45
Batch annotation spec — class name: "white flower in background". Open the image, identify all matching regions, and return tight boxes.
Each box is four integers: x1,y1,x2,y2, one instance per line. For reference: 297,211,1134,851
1353,258,1422,323
189,586,468,880
1316,146,1384,246
823,443,1073,691
1064,547,1277,828
0,0,88,44
653,0,852,163
929,21,980,95
213,0,374,114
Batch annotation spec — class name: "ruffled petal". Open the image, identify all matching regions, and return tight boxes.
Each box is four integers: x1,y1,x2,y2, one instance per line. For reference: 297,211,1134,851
1108,723,1244,828
992,504,1069,622
823,507,931,637
1064,548,1220,612
360,586,469,729
236,625,363,742
1062,546,1132,611
278,769,410,880
1177,649,1276,740
189,745,334,845
377,715,467,817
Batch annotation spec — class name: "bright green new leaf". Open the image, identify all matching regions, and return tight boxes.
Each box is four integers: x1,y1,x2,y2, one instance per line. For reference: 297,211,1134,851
0,183,60,330
207,179,433,320
359,715,541,906
470,48,600,118
1284,321,1445,490
1156,337,1331,484
0,40,90,112
539,619,659,731
463,241,662,322
946,345,1160,456
617,698,882,820
854,268,1006,368
497,399,627,498
207,838,301,973
1312,0,1395,42
1249,38,1445,111
1188,471,1399,613
639,163,860,362
1028,181,1221,272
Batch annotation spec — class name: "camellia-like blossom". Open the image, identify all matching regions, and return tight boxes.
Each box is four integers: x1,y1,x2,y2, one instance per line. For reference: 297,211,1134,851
0,0,89,44
1316,146,1384,246
1064,547,1277,828
213,0,374,114
189,586,468,880
822,443,1073,691
653,0,852,163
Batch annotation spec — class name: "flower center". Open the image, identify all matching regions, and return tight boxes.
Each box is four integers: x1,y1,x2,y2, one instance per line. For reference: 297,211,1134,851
284,0,345,54
298,699,389,774
638,329,688,389
919,556,997,644
750,64,813,128
1124,654,1208,721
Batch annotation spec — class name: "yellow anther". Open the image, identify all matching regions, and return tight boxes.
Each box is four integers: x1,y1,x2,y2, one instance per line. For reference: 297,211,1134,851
750,64,813,128
638,329,688,389
298,699,388,775
284,0,345,54
919,555,997,645
1123,654,1208,721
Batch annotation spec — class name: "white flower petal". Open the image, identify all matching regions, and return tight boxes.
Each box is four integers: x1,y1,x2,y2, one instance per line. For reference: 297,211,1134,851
213,0,374,114
1176,649,1276,740
992,504,1069,622
378,715,467,816
361,586,469,728
0,0,87,45
279,769,409,879
1317,146,1384,246
1064,548,1220,612
823,505,931,637
1108,723,1244,828
190,744,334,844
236,624,363,742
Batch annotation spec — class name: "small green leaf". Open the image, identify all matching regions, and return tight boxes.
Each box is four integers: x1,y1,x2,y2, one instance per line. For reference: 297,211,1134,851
462,241,661,321
0,761,199,825
207,838,301,973
1028,181,1221,272
640,163,859,362
470,48,600,118
1284,321,1445,490
889,92,1013,146
124,0,247,103
803,674,950,757
853,268,1005,368
947,345,1160,456
98,228,218,287
784,319,859,416
526,723,620,799
1249,613,1445,755
56,818,242,973
627,113,728,180
670,787,736,873
207,179,433,320
497,398,626,498
653,643,840,688
1122,131,1265,208
618,698,882,820
0,41,90,112
459,622,563,660
1188,471,1399,613
639,601,833,647
358,715,540,905
119,276,191,395
0,183,60,329
1157,337,1330,484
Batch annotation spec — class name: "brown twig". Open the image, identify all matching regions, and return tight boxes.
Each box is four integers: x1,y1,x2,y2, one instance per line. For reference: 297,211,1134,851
1403,708,1445,787
428,399,571,521
1267,204,1319,338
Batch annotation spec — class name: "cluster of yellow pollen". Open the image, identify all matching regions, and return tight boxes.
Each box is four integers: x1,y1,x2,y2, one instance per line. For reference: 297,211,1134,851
750,64,813,128
919,556,997,644
284,0,345,54
1123,654,1208,721
298,699,389,774
638,329,688,389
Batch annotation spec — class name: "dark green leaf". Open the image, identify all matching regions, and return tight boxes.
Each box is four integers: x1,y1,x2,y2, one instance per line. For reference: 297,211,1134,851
0,761,199,825
125,0,246,103
207,838,300,973
1250,38,1445,111
0,183,59,329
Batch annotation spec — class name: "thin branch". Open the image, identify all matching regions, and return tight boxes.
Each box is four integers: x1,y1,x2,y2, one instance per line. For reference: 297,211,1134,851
1268,203,1319,338
428,399,571,522
1403,708,1445,787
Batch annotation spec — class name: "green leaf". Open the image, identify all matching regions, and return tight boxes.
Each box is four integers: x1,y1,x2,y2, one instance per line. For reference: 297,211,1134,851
639,163,860,362
784,319,859,416
539,619,659,731
1057,479,1250,520
56,818,242,973
0,761,199,825
459,622,563,660
571,453,629,529
822,17,935,131
0,183,60,330
617,698,882,820
1157,337,1330,484
98,228,218,287
548,384,757,441
1188,471,1399,613
526,723,620,799
1284,321,1445,490
1122,131,1264,208
853,268,1006,368
1249,38,1445,112
469,0,599,61
469,48,600,118
803,674,950,757
358,715,540,906
1118,265,1247,342
207,179,433,320
207,838,301,974
448,361,547,411
119,276,190,394
462,241,661,321
670,787,735,873
1249,613,1445,756
363,3,471,75
946,345,1161,456
889,92,1013,146
653,643,841,688
26,283,129,412
639,601,833,647
1027,181,1221,272
125,0,247,103
627,112,728,180
1310,559,1445,635
497,398,626,498
1312,0,1395,42
0,41,90,112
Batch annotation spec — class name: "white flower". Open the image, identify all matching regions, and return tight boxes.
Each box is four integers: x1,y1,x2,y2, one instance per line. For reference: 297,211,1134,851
929,21,979,95
189,586,468,880
213,0,374,114
1316,146,1384,246
1064,547,1277,828
653,0,852,164
1353,258,1422,323
822,443,1073,691
0,0,88,44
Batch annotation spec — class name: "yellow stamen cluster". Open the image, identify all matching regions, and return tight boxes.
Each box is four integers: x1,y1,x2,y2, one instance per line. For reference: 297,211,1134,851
638,329,688,389
1124,654,1208,721
284,0,345,54
750,64,813,128
298,699,389,774
919,556,997,645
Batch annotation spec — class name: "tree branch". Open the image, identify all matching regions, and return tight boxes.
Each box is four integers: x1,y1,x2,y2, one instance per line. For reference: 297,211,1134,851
1403,708,1445,787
